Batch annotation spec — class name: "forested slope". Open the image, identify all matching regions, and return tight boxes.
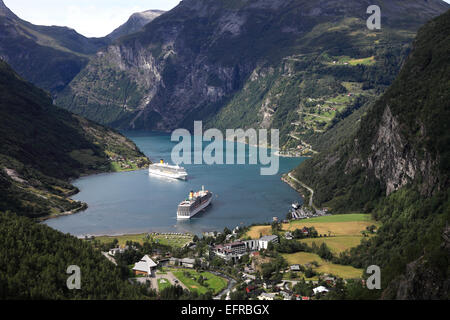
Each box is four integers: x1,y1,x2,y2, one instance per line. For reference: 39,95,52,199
293,9,450,299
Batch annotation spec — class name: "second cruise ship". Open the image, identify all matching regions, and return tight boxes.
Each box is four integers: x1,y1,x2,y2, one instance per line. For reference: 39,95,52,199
148,160,188,180
177,186,213,219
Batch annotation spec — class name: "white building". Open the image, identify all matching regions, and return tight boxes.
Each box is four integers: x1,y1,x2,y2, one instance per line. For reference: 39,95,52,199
258,235,279,250
313,286,329,295
108,246,130,256
132,255,158,277
180,258,196,268
244,235,279,251
258,293,276,300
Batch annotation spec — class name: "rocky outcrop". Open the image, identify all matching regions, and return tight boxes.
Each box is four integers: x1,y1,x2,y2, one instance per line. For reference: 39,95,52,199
107,10,165,41
349,105,438,196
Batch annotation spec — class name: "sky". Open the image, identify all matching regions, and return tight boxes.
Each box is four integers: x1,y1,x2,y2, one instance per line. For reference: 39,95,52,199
3,0,182,38
4,0,450,38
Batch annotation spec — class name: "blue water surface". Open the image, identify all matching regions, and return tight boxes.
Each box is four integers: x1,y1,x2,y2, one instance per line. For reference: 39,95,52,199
44,132,306,235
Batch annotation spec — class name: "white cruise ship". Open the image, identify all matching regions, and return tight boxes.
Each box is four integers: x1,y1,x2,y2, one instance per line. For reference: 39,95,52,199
148,160,188,180
177,186,213,219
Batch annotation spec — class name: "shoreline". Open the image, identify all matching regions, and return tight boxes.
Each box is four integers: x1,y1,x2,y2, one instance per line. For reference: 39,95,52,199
281,174,307,201
36,203,88,222
76,230,195,239
39,165,149,223
282,172,316,210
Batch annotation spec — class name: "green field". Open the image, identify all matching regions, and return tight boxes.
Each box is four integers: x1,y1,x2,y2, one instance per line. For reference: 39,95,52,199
157,278,172,291
282,251,363,279
327,55,376,66
292,213,373,223
94,233,193,248
283,214,379,252
171,269,228,295
299,236,365,254
245,214,377,279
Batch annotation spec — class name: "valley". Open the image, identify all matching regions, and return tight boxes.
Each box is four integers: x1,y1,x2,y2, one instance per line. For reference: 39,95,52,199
0,0,448,302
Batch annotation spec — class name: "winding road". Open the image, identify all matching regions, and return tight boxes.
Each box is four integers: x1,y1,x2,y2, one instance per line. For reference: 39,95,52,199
288,172,316,209
212,272,237,300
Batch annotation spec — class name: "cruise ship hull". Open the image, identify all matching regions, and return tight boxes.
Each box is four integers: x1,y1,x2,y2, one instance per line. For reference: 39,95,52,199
148,168,187,180
177,196,212,219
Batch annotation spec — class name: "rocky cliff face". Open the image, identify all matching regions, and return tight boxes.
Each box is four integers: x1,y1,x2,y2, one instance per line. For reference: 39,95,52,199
56,0,449,131
349,105,438,197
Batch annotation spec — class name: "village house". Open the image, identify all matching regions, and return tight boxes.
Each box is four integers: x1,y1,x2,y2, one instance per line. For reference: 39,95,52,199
132,255,158,277
245,285,257,294
211,235,279,262
258,292,276,300
290,264,301,272
313,286,329,295
244,235,279,251
279,291,292,300
211,241,247,261
257,235,279,249
108,245,131,256
180,258,196,269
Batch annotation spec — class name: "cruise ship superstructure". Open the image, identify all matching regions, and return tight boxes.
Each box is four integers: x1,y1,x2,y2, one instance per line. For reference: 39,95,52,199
177,186,212,219
148,160,188,180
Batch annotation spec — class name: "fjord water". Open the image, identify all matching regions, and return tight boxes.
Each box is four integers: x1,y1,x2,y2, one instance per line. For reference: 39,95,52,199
45,132,305,236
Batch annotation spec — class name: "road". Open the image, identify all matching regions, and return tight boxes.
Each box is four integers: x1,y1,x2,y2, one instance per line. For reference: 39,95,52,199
101,252,117,265
288,172,316,209
212,272,237,300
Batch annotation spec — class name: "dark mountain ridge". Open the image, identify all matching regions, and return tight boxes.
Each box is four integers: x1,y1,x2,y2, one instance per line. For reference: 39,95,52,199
0,0,110,93
0,1,165,94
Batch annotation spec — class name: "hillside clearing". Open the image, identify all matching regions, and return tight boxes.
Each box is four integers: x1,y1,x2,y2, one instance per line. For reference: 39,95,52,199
282,251,363,279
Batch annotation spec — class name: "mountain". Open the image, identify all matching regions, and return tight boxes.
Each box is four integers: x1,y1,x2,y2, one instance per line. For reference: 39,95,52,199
292,9,450,299
0,59,149,219
55,0,449,147
107,10,165,41
0,0,111,93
